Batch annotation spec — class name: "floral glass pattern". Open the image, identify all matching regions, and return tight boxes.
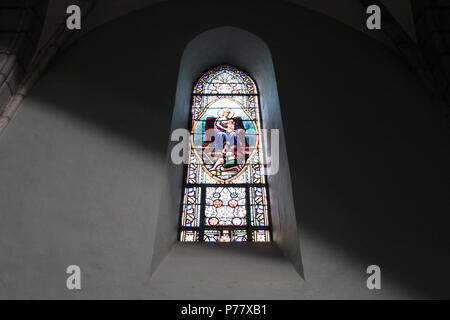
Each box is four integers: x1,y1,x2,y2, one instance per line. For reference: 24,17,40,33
179,65,271,242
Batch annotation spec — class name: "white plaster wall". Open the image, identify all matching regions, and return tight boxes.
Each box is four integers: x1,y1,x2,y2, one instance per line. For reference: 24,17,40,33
1,0,449,299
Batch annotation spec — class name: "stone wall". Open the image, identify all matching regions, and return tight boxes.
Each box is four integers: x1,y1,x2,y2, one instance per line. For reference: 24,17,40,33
412,0,450,119
0,0,47,119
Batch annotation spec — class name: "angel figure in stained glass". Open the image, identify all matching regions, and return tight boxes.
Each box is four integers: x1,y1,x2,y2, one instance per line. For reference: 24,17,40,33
210,119,240,175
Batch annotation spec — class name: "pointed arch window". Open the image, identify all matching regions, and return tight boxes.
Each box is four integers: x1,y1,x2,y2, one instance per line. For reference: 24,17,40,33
179,65,272,243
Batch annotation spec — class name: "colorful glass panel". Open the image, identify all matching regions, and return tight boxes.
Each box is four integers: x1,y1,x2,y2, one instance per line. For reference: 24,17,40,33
179,65,271,242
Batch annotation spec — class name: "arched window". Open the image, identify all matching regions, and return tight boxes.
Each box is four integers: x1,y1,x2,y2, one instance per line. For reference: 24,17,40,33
179,65,271,242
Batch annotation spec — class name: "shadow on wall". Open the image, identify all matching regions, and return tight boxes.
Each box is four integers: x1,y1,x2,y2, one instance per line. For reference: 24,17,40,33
4,0,450,298
279,34,450,297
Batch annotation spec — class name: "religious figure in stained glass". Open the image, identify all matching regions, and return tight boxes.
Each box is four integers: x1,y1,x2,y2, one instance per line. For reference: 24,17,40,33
179,65,271,243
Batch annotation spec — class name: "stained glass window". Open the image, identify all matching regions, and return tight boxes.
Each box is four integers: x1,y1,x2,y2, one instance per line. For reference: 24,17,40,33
179,65,272,243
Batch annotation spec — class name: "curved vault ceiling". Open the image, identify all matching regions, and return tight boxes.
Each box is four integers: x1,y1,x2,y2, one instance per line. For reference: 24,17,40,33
36,0,417,54
4,0,450,135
